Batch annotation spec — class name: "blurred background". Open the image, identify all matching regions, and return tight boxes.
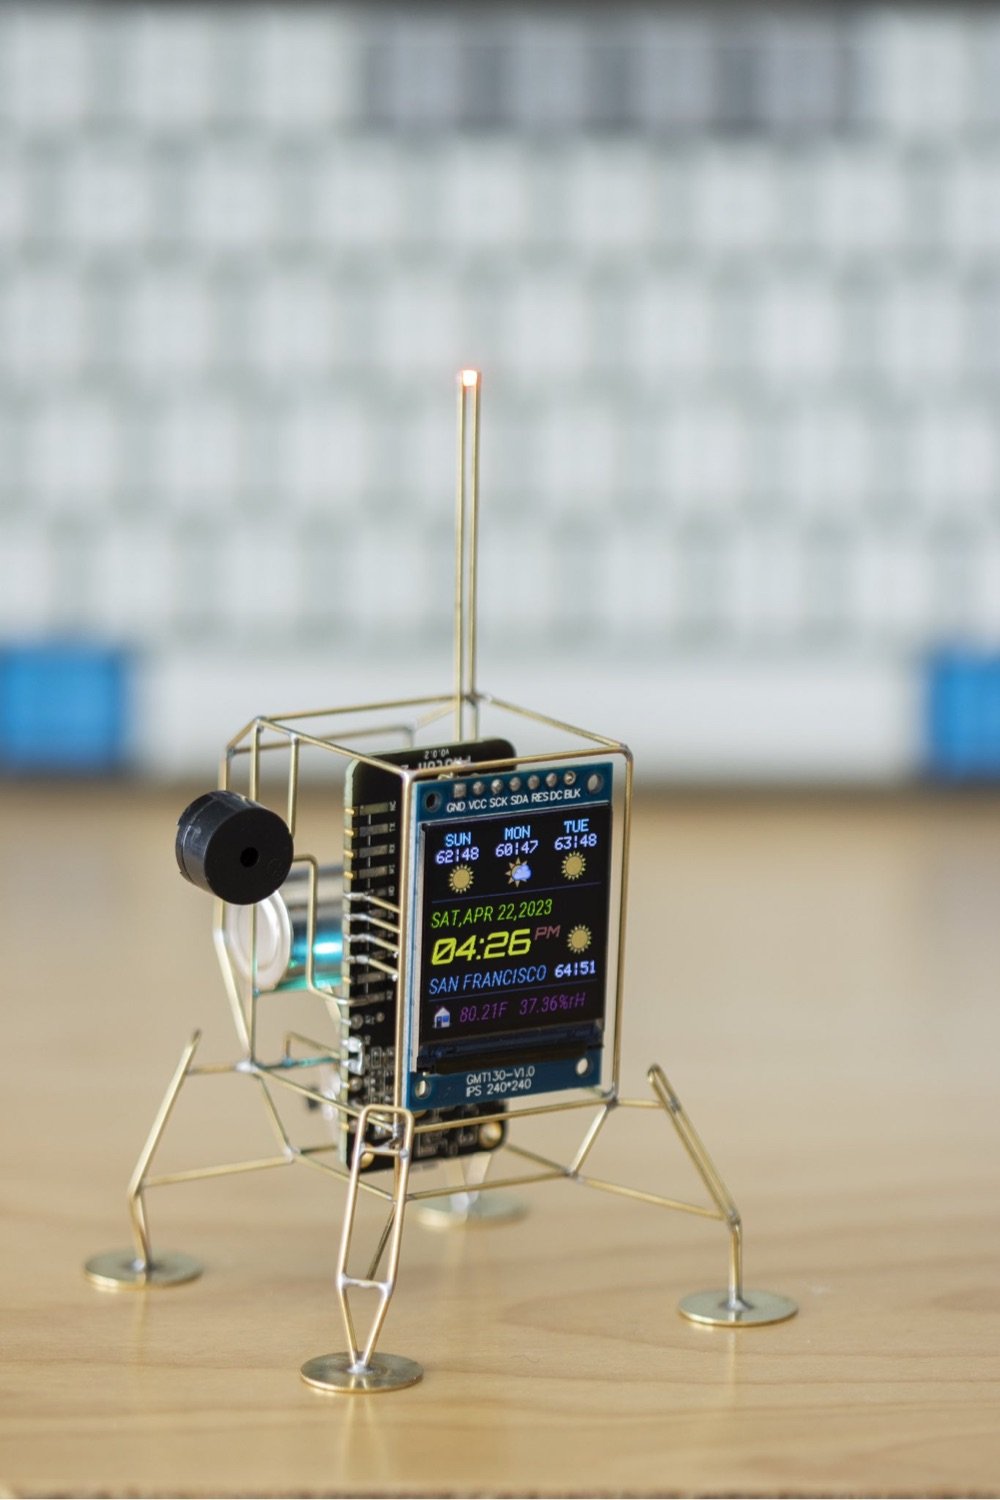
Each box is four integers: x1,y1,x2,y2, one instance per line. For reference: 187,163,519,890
8,15,1000,1490
3,1,1000,783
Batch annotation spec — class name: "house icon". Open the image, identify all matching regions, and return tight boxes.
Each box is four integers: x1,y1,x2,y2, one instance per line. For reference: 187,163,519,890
433,1005,451,1030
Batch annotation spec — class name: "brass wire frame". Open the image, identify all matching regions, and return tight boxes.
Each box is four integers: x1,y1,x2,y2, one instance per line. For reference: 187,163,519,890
88,370,791,1380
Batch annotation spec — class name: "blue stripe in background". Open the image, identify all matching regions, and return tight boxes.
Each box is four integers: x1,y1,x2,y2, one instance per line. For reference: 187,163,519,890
6,641,1000,782
0,642,132,774
926,649,1000,781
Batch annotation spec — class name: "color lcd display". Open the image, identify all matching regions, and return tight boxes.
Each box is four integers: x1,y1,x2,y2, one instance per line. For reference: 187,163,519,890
416,802,612,1050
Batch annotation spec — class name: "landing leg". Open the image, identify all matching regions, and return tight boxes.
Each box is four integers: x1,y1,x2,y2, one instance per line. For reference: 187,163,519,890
84,1032,205,1290
646,1066,797,1328
678,1216,797,1327
301,1104,422,1393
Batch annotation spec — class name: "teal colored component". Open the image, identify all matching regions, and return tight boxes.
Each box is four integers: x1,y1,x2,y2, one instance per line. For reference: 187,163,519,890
222,866,343,994
286,921,343,991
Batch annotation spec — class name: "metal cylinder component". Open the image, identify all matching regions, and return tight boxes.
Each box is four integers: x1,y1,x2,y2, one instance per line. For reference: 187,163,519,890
223,864,343,992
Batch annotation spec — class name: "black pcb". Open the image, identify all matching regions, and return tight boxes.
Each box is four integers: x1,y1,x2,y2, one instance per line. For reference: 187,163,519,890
341,738,514,1170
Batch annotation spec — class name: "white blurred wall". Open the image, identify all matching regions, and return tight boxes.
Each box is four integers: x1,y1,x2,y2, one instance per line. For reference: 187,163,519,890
0,5,998,778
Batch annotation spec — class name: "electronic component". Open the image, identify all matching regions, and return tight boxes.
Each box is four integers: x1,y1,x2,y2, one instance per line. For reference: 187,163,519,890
87,368,797,1400
341,738,515,1169
406,762,613,1109
175,790,293,905
222,863,343,993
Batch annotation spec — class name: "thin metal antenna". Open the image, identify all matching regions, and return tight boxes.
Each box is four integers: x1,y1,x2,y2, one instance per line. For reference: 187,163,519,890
454,368,481,740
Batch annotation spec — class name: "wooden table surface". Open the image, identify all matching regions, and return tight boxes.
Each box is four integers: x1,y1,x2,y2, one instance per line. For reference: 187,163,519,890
2,784,999,1498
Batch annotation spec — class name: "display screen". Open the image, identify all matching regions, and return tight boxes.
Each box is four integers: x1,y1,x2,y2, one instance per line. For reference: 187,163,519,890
416,802,612,1050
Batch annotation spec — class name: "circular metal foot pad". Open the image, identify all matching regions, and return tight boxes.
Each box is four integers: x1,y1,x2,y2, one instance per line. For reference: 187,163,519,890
300,1352,423,1394
84,1250,203,1290
416,1191,526,1230
679,1289,798,1327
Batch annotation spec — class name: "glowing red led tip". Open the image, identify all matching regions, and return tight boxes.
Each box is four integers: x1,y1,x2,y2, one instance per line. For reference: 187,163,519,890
460,369,480,388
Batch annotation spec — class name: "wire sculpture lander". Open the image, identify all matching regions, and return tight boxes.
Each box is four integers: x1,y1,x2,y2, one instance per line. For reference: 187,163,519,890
85,371,797,1393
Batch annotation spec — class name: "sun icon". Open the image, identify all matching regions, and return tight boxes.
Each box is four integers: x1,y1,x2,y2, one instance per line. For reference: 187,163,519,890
507,861,532,885
562,851,586,880
567,925,591,954
448,865,475,894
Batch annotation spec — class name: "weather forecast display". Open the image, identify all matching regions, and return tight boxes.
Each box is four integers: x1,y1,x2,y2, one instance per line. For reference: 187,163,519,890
416,802,612,1048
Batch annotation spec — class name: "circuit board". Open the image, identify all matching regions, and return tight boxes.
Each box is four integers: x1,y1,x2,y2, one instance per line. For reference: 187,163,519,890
340,739,515,1170
403,762,614,1110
